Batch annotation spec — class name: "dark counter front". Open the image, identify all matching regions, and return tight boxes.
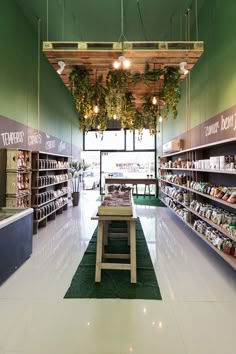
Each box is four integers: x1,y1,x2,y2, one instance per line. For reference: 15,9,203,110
0,208,33,285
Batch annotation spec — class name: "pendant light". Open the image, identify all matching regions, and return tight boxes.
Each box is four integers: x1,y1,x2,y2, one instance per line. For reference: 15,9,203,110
152,63,157,105
93,69,99,114
113,0,131,70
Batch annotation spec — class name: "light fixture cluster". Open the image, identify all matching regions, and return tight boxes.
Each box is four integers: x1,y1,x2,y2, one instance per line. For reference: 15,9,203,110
57,61,66,75
179,61,189,75
113,55,131,69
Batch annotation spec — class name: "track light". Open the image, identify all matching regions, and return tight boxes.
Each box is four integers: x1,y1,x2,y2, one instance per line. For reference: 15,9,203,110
113,55,131,69
57,61,66,75
179,62,189,75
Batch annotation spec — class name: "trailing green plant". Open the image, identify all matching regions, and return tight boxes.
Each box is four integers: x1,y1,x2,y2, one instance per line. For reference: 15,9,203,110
161,67,181,119
69,64,181,133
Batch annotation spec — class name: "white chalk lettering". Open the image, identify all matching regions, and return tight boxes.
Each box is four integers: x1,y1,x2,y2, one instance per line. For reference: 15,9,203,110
221,114,234,131
1,131,24,146
205,121,219,136
28,133,42,145
58,140,66,152
234,113,236,130
45,140,56,150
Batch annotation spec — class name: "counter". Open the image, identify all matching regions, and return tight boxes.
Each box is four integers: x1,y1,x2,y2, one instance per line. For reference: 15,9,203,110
0,207,33,285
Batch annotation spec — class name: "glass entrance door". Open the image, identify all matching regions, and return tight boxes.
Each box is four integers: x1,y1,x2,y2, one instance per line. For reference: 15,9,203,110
100,151,156,194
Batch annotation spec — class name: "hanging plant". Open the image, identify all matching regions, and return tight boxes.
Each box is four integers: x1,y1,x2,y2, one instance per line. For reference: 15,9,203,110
69,64,182,133
160,67,181,119
69,67,93,118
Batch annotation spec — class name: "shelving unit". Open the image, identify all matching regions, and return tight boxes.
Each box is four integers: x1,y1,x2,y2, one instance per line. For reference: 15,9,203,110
158,139,236,270
0,148,32,208
31,151,71,234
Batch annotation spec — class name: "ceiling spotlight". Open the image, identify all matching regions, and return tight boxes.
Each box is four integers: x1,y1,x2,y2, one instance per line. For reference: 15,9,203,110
57,61,66,75
179,62,189,75
113,55,131,69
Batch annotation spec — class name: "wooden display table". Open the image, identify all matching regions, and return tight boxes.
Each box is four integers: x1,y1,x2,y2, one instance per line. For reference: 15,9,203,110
105,177,158,197
91,197,137,283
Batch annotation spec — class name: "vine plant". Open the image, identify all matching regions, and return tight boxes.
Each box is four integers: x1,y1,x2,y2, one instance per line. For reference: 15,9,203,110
69,65,181,134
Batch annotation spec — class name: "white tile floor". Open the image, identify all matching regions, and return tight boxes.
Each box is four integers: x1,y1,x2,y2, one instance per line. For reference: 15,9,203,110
0,190,235,354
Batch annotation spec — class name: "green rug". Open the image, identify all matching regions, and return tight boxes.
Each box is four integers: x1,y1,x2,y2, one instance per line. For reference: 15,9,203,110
97,195,165,207
64,218,162,300
132,195,166,207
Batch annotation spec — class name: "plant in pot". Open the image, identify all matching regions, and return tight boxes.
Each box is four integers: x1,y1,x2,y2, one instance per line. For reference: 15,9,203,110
70,161,82,206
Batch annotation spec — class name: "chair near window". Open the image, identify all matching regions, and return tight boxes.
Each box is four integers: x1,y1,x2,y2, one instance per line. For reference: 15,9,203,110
132,183,138,197
144,183,151,198
143,174,152,198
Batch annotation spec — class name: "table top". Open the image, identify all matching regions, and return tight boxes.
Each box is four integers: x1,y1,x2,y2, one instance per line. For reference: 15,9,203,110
91,209,137,221
91,193,137,221
105,177,157,185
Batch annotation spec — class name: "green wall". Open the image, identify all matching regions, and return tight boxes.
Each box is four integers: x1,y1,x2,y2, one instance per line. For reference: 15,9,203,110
163,0,236,143
3,0,234,152
0,1,82,156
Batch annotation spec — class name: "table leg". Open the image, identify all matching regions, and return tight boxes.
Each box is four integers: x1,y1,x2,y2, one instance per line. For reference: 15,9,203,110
95,220,103,282
130,220,137,283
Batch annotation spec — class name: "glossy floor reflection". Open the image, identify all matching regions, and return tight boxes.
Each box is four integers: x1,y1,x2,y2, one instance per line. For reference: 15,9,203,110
0,190,235,354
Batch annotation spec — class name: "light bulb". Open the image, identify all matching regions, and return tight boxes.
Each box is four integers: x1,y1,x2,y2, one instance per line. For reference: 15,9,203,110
84,115,88,119
152,96,157,105
94,104,99,114
113,61,121,69
97,124,100,130
159,115,163,122
113,114,117,120
113,56,131,69
123,58,131,69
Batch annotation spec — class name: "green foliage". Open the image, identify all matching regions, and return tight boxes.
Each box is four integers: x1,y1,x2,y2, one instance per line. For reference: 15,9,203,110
69,65,181,133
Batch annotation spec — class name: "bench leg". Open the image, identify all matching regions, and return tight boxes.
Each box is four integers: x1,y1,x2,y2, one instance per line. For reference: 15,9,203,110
130,220,137,283
95,220,104,282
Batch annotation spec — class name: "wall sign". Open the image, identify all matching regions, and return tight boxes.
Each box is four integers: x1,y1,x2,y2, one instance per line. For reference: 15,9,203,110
0,115,72,156
176,105,236,149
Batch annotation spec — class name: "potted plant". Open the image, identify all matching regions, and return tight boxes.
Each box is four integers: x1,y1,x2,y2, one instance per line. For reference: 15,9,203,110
70,161,82,206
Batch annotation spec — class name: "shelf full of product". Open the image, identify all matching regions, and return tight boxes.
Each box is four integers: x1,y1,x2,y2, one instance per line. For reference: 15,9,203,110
158,139,236,270
31,152,71,234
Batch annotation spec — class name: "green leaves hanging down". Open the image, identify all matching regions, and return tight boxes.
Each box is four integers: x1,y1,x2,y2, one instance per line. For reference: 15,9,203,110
161,67,181,119
69,64,181,133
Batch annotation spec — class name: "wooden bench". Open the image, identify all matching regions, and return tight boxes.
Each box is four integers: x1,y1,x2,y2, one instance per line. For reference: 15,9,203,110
91,207,137,283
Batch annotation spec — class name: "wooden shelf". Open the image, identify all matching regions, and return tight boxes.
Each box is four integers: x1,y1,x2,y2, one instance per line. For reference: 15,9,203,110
31,191,68,208
160,197,236,270
159,167,236,175
161,188,236,243
33,201,68,224
158,138,236,271
159,177,236,210
31,151,71,234
32,179,69,190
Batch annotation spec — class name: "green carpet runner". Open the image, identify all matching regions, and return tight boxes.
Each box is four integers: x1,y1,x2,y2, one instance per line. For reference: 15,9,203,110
64,218,162,300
